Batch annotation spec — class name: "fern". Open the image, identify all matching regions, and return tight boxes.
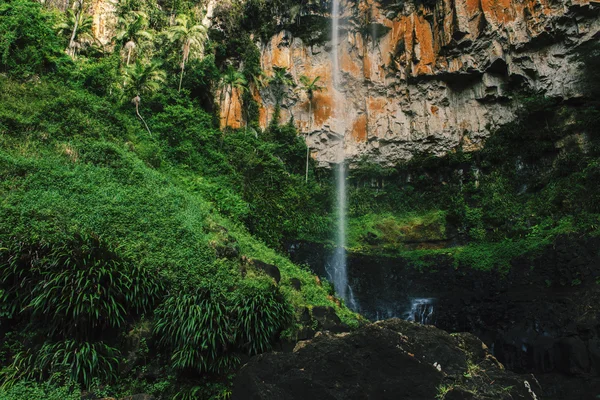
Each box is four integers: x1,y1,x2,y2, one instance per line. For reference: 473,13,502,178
5,340,119,389
154,280,292,373
0,233,164,339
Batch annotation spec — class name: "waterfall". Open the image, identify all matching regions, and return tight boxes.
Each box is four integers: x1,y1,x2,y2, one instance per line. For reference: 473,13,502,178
328,0,356,310
332,0,340,85
406,298,436,325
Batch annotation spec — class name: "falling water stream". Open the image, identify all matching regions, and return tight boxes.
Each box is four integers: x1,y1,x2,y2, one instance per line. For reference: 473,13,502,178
328,0,357,310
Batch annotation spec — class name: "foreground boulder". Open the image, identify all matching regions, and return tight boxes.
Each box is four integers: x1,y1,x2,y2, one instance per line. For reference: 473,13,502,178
232,319,541,400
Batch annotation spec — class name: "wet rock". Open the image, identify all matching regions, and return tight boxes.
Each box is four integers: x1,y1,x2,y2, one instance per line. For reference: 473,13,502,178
232,319,537,400
557,337,590,375
589,338,600,375
312,306,348,333
445,387,476,400
287,236,600,399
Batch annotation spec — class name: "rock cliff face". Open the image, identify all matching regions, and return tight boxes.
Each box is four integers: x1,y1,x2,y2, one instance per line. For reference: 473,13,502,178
221,0,600,166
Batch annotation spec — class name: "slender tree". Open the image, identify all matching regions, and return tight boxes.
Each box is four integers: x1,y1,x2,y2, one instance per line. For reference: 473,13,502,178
168,14,207,93
56,7,95,57
219,67,247,129
299,75,325,182
115,11,153,66
65,0,84,57
123,60,166,135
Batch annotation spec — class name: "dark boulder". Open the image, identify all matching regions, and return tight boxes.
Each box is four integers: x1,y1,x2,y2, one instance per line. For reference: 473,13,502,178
252,260,281,283
557,336,590,375
290,277,302,291
232,319,539,400
312,306,349,333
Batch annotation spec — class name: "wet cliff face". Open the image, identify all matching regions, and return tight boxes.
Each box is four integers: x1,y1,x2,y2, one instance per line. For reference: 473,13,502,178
221,0,599,166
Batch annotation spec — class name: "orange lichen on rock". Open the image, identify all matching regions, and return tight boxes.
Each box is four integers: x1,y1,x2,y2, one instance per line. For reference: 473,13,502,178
465,0,482,18
340,48,362,78
368,97,388,114
363,50,372,81
313,91,334,127
481,0,515,25
351,114,368,143
412,14,435,75
270,33,292,70
220,87,243,130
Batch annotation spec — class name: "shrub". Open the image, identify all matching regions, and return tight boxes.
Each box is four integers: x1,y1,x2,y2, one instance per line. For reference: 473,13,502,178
0,233,164,339
6,340,119,388
231,281,293,355
0,377,80,400
154,290,235,373
154,281,292,374
0,0,67,78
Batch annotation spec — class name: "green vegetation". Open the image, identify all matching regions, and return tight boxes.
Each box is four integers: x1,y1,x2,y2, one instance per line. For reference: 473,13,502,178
0,0,356,397
0,379,81,400
343,46,600,271
1,0,599,396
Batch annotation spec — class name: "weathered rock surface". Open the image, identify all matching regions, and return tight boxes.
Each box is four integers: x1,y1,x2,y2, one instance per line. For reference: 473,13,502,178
220,0,599,166
288,236,600,399
87,0,600,166
231,318,540,400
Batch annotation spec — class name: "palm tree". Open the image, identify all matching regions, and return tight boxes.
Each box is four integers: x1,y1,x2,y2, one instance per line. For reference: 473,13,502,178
269,66,295,107
168,14,207,93
219,67,247,129
123,60,166,135
57,0,92,57
115,11,153,66
299,75,325,182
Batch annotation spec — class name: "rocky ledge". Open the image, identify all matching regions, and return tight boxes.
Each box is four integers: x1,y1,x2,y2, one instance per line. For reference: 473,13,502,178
231,318,541,400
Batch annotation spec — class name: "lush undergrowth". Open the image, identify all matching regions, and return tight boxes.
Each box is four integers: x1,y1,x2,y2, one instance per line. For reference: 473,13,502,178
0,0,357,397
1,0,599,396
0,75,357,397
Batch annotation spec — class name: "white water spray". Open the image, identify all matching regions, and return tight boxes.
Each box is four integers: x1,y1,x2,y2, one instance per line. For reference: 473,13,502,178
328,0,356,309
332,0,340,84
406,298,436,325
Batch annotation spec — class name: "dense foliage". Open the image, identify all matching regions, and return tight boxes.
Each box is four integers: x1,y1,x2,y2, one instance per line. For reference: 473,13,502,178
1,0,598,397
0,0,354,398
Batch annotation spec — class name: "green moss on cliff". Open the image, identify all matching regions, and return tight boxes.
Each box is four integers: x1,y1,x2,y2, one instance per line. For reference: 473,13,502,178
342,45,600,271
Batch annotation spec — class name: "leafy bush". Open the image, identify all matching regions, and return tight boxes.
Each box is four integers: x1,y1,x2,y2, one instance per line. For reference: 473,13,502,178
154,280,292,373
154,290,235,373
0,378,80,400
231,281,293,355
0,233,164,339
0,0,67,78
7,341,120,388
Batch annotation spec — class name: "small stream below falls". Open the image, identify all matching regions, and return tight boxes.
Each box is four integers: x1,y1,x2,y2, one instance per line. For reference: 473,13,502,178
288,241,441,324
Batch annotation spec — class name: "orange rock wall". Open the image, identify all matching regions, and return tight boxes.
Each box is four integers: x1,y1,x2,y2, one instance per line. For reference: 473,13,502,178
218,0,598,165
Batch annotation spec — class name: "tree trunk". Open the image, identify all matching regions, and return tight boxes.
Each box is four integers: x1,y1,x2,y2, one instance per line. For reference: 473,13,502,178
126,46,132,66
178,59,185,93
306,99,312,183
135,101,152,136
67,0,82,56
